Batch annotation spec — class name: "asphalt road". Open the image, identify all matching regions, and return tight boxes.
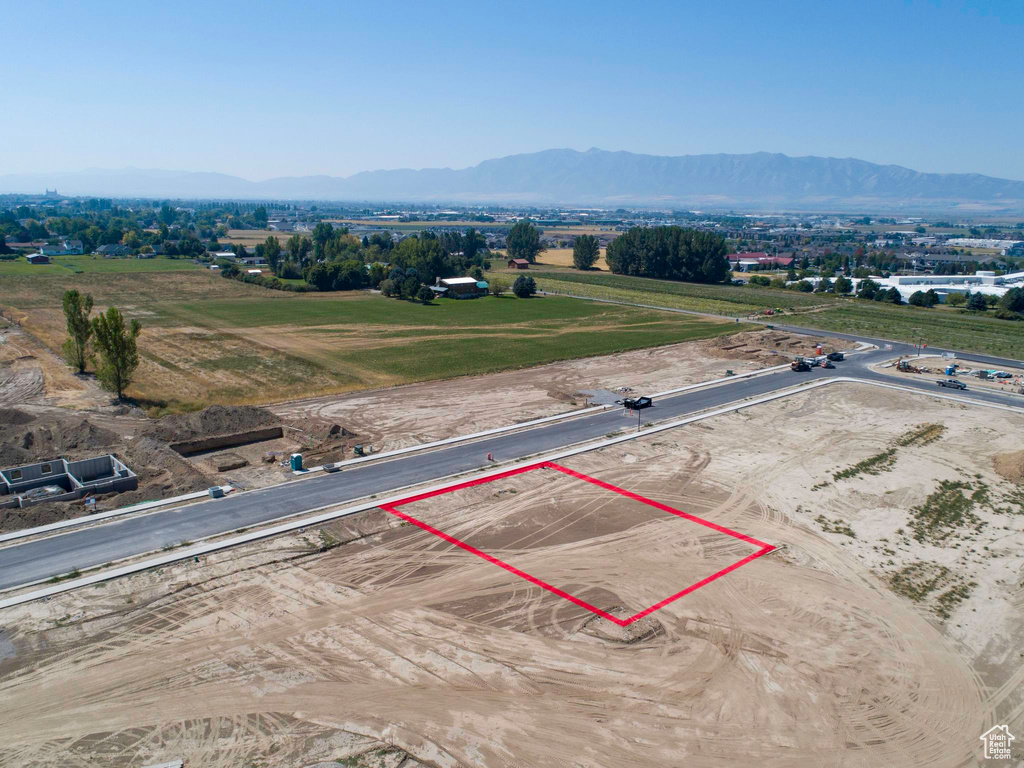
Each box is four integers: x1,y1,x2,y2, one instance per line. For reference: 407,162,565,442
1,332,1021,591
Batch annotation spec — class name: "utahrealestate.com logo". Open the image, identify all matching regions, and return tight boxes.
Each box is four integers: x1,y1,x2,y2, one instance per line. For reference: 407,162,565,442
980,725,1014,760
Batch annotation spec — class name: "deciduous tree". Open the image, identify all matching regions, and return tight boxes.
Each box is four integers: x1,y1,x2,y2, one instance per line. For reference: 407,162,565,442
61,289,93,374
512,275,537,298
506,219,544,263
572,234,600,269
91,307,141,400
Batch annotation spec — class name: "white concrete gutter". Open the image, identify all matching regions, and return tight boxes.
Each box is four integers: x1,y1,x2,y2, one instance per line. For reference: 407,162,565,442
0,487,234,546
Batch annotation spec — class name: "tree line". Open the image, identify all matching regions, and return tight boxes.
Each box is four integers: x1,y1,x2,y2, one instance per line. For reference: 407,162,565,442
605,227,731,283
225,225,493,293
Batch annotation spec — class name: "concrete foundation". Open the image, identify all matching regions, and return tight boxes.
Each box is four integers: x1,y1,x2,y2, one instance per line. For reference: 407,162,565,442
0,455,137,508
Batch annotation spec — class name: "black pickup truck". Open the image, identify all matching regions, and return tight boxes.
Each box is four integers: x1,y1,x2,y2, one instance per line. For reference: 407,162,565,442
622,396,653,409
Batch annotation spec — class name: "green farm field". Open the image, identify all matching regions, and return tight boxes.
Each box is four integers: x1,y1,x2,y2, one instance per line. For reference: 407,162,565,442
517,270,838,315
785,303,1024,360
517,269,1024,359
1,270,746,410
0,255,203,277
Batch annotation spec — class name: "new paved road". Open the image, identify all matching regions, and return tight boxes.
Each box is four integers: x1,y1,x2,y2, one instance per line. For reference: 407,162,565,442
0,333,1020,591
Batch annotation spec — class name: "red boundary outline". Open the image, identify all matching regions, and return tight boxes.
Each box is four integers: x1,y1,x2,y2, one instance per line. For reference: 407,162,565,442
380,461,775,627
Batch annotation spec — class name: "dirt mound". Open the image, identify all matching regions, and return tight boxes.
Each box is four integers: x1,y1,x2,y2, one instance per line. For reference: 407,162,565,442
0,408,35,426
0,417,121,467
699,330,842,362
993,450,1024,484
144,405,279,443
0,408,214,533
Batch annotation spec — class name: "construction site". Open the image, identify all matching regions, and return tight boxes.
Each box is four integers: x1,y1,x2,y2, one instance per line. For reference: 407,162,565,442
0,323,840,533
1,348,1023,765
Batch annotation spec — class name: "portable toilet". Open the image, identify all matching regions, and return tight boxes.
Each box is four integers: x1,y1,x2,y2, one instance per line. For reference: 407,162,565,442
290,453,303,471
945,365,956,376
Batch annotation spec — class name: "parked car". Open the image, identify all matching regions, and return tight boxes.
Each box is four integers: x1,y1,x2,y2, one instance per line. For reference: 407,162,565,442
826,352,845,361
821,360,835,369
937,379,967,390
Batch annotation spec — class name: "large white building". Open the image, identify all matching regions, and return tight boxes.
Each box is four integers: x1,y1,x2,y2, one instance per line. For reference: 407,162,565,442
795,271,1024,302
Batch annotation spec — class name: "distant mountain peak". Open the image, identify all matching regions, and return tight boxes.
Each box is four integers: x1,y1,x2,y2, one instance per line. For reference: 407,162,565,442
1,149,1022,211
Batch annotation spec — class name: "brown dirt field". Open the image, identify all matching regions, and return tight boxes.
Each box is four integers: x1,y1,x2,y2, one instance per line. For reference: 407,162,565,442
493,247,610,271
994,450,1024,484
0,319,107,410
273,329,840,453
1,273,339,409
221,228,278,247
2,384,1020,766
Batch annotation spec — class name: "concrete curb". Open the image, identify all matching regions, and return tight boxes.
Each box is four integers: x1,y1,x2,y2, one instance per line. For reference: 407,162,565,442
0,487,234,546
293,402,613,475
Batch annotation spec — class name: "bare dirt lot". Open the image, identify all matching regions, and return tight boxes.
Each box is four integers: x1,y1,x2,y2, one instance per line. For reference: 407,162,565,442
274,329,840,452
873,354,1024,397
2,383,1020,767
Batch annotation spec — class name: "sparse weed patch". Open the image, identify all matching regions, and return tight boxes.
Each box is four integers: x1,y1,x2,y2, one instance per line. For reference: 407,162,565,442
815,514,856,537
888,561,976,619
909,480,985,545
896,423,946,447
833,449,897,481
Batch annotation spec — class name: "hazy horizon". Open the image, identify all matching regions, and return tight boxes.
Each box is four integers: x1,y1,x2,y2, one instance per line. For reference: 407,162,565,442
4,0,1023,182
5,145,1024,185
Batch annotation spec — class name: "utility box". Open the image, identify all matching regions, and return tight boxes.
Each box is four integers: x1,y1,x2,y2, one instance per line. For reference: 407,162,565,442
208,486,224,499
290,453,303,471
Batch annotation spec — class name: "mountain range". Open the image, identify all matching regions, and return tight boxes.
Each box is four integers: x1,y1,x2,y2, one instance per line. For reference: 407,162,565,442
3,149,1024,211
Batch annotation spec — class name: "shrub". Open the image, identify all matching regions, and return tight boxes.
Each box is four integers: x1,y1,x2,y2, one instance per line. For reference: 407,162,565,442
748,275,770,287
966,292,989,311
416,285,435,304
489,277,509,296
946,292,967,307
793,280,814,293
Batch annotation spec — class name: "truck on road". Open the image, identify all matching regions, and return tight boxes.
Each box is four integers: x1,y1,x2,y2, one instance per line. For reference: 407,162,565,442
937,379,967,390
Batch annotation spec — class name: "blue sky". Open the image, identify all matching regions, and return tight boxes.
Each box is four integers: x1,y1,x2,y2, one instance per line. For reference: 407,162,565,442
3,0,1022,180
